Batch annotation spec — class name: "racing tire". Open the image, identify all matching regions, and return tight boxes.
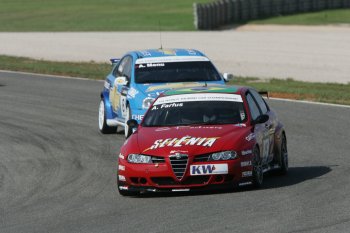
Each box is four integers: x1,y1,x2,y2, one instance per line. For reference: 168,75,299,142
277,134,288,175
124,106,133,138
98,99,117,134
252,146,263,188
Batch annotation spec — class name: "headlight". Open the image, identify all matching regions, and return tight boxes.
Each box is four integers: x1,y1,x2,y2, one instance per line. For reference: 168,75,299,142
127,154,152,163
142,97,155,109
210,151,237,161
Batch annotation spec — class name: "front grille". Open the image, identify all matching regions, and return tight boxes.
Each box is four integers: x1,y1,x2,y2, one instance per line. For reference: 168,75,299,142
169,154,188,180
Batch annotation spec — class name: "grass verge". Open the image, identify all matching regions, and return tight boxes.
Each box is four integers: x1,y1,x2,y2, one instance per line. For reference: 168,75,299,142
1,55,349,105
0,0,210,31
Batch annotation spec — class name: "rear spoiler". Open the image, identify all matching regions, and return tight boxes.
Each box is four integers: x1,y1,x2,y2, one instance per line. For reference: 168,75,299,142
259,91,269,98
110,58,120,65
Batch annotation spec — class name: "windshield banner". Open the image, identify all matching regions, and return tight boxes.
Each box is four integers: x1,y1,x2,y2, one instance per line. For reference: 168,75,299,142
153,93,243,105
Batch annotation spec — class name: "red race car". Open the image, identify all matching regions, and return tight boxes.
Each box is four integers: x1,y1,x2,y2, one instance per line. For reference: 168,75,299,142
117,85,288,196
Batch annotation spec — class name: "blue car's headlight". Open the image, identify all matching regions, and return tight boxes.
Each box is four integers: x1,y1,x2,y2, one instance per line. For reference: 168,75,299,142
142,97,155,109
210,151,237,161
127,154,152,163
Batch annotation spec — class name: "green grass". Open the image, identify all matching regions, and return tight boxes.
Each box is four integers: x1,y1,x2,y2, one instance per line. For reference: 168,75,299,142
0,55,110,80
1,55,349,105
0,0,210,31
249,9,350,25
230,77,350,106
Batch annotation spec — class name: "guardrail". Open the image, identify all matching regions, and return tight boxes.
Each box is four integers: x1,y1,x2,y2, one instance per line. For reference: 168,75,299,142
194,0,350,30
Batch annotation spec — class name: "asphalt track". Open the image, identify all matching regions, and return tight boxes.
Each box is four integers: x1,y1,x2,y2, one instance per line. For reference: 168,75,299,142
1,71,350,233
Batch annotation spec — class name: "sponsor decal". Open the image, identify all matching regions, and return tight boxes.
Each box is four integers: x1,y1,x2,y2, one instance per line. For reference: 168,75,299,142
155,127,171,132
151,102,183,110
240,110,245,120
128,88,138,98
234,123,247,127
154,93,243,105
238,181,252,187
240,161,252,167
145,82,201,93
190,164,228,175
135,56,209,64
118,165,125,171
245,133,255,142
132,114,143,121
104,81,110,90
186,49,197,55
140,50,151,57
143,136,219,152
241,150,252,156
118,175,126,181
242,171,253,177
119,186,128,190
119,153,125,159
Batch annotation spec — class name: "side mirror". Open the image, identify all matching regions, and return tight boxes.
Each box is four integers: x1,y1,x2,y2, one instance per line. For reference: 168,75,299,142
127,119,139,130
252,114,269,125
222,73,234,82
115,76,128,86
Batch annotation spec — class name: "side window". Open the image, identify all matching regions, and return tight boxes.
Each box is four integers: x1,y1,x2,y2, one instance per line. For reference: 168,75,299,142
246,93,261,121
122,57,132,79
113,56,132,78
250,89,269,114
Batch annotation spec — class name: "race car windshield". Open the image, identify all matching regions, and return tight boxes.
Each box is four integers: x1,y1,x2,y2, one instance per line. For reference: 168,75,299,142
142,101,247,127
134,61,222,83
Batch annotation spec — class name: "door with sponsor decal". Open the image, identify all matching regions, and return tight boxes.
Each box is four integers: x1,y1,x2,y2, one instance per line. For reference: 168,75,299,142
110,55,132,118
250,89,276,163
246,91,271,164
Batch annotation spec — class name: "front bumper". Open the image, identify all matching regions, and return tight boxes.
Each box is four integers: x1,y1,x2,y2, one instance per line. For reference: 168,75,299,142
118,157,254,193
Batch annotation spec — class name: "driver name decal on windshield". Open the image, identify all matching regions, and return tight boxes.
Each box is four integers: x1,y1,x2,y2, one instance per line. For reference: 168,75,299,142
137,63,165,69
151,102,183,110
154,93,243,105
143,136,220,152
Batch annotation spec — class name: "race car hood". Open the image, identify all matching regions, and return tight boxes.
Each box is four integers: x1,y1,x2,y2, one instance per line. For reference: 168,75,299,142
134,124,251,157
136,82,217,97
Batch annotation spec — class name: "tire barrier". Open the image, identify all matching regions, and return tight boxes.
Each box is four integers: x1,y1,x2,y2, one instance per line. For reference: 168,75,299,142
194,0,350,29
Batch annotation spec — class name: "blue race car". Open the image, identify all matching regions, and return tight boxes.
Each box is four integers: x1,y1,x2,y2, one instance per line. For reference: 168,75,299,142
98,48,228,138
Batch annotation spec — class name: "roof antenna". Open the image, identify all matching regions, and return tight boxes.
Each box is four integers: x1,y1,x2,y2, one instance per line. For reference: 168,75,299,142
159,21,163,50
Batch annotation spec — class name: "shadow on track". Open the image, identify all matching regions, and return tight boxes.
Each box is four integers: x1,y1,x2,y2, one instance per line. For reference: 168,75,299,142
263,165,332,189
121,166,332,198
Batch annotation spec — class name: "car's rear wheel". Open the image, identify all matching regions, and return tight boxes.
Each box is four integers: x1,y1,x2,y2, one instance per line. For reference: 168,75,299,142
278,134,288,175
98,99,117,134
124,106,132,138
252,146,263,188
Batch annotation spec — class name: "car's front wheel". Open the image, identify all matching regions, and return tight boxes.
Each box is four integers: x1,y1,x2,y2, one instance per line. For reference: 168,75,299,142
98,99,117,134
124,105,133,138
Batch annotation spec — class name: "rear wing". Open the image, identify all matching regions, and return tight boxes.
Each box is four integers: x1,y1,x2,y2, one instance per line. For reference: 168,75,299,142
110,58,120,65
259,91,269,98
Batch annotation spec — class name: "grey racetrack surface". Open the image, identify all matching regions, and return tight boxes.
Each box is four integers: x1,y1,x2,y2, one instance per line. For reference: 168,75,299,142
1,71,350,233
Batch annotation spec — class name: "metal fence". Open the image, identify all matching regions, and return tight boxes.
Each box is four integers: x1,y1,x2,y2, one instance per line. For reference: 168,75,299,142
194,0,350,29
